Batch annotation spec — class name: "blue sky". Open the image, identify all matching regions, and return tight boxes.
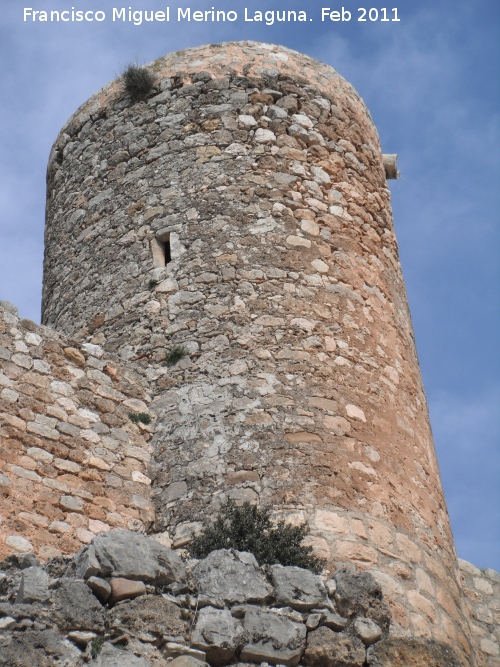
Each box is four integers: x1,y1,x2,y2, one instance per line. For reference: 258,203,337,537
1,0,498,570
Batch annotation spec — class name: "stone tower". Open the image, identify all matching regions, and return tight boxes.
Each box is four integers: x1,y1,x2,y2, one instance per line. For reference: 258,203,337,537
41,42,474,662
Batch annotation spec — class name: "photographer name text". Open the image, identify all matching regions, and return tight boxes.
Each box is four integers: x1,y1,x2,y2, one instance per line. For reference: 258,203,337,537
23,6,401,25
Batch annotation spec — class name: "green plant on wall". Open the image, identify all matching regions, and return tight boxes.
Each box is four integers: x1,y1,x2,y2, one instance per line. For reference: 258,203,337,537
91,637,104,659
128,412,152,425
122,64,155,100
189,499,325,574
164,345,188,367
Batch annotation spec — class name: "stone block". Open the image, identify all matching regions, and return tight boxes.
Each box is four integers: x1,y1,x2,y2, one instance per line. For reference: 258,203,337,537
335,570,391,632
15,566,49,604
73,529,185,585
52,579,105,631
303,627,365,667
0,628,82,667
64,347,86,367
367,638,465,667
92,643,152,667
168,657,209,667
240,606,306,666
87,576,111,603
353,617,382,645
108,577,146,605
191,607,244,665
270,564,329,611
108,595,187,638
192,550,272,607
322,610,348,631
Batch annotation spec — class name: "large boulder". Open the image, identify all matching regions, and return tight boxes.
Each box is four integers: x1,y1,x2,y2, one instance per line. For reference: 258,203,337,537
334,570,391,632
192,550,273,607
72,530,185,586
303,627,366,667
191,607,245,666
367,638,466,667
52,579,105,632
91,642,152,667
15,567,49,604
0,629,82,667
270,564,329,611
108,594,188,640
239,606,306,667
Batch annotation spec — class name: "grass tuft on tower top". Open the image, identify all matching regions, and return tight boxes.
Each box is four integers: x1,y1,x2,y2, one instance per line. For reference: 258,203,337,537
123,64,155,100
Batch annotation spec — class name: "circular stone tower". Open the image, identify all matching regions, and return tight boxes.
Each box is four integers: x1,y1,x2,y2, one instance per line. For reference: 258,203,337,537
42,42,473,663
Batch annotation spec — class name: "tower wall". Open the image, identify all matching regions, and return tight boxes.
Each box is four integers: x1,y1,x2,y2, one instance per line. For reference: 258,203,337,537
0,303,154,560
41,42,474,661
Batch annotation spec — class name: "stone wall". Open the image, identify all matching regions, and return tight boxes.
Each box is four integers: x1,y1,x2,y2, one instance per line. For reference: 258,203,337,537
0,303,154,560
0,529,470,667
459,558,500,666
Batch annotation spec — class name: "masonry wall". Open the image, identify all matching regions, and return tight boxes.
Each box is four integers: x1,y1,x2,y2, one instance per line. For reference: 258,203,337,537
0,302,154,560
459,558,500,666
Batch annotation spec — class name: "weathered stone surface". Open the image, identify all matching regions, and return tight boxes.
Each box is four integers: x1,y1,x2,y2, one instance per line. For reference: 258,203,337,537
52,579,105,631
306,613,322,630
367,638,465,667
5,553,40,570
0,616,16,629
74,530,185,586
270,564,329,611
0,602,52,628
92,642,152,667
108,595,188,639
87,576,111,603
108,578,146,605
63,347,86,367
164,643,208,662
240,606,306,666
67,630,97,647
334,571,391,631
191,606,244,666
0,629,82,667
192,550,272,607
73,544,101,579
321,610,348,631
15,567,49,604
5,536,33,553
303,627,366,667
168,657,210,667
353,617,382,645
325,578,337,597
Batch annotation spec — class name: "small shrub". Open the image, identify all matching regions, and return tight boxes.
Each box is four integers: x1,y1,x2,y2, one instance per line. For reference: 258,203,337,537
113,640,127,650
148,279,159,289
164,345,187,367
180,608,194,622
128,412,152,425
123,64,155,100
91,637,104,659
189,500,325,574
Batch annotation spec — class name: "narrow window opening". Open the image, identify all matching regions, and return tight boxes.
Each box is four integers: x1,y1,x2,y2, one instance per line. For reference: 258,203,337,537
162,238,172,265
151,233,171,268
